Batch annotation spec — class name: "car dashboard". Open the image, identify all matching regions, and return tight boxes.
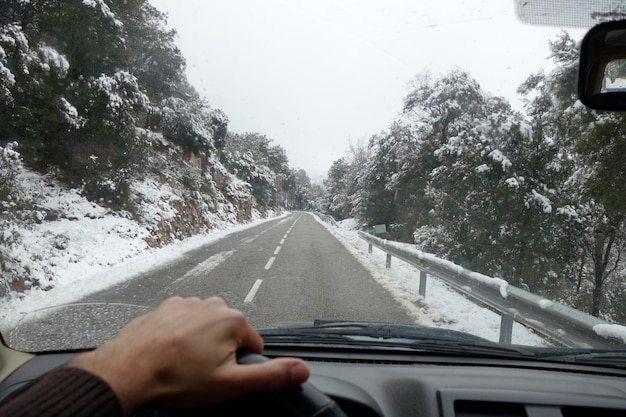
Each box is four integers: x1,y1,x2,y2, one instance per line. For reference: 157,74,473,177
2,346,626,417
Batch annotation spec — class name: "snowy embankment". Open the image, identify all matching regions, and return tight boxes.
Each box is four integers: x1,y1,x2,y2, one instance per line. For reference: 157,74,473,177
0,213,285,330
2,200,542,346
0,168,283,330
315,217,548,347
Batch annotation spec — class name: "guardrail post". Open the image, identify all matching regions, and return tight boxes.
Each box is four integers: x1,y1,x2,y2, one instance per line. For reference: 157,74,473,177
368,242,372,254
499,314,514,344
419,270,427,297
386,253,392,268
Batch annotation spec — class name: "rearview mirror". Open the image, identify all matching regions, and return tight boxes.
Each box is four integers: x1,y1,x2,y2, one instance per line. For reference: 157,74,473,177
578,20,626,110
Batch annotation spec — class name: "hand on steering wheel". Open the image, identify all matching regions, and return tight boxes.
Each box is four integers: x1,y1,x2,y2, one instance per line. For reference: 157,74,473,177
237,351,348,417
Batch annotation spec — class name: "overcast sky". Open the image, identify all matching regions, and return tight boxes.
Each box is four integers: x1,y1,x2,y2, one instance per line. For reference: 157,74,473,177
149,0,585,181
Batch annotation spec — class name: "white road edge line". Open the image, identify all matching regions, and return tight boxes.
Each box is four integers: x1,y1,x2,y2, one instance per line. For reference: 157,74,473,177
244,279,263,303
274,246,281,255
264,256,276,270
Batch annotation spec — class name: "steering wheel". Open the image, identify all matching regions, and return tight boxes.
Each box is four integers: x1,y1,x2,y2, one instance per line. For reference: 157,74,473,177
236,351,348,417
132,352,348,417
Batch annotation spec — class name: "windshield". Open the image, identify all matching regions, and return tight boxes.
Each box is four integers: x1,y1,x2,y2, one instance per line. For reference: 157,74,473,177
1,0,626,354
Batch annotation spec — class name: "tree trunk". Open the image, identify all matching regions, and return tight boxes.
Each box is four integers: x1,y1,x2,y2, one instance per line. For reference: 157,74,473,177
590,229,616,317
591,279,603,317
576,249,585,294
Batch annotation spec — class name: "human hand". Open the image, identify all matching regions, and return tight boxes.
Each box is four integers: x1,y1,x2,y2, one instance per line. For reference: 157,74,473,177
69,296,310,414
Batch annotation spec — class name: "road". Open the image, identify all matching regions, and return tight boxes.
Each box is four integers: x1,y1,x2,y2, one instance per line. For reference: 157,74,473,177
82,212,413,328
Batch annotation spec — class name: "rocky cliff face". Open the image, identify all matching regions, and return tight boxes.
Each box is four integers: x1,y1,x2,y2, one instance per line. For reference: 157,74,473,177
137,137,260,248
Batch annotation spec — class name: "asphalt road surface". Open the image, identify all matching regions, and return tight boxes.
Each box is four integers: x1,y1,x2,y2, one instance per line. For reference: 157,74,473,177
82,212,413,328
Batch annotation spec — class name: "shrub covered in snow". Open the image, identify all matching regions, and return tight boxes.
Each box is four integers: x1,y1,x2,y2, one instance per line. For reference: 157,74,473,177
0,142,24,210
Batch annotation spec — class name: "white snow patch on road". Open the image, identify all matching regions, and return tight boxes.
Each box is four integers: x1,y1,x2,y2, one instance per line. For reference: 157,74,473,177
170,250,236,285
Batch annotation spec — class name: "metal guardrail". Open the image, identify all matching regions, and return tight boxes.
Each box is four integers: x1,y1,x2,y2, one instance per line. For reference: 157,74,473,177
358,231,625,348
313,212,338,227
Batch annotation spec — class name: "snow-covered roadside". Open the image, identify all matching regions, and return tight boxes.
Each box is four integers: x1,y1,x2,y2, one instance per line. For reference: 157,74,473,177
315,217,548,347
0,207,288,330
2,205,546,347
1,156,290,329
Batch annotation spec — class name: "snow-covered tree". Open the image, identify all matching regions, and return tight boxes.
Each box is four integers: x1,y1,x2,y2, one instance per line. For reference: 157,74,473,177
222,132,292,208
519,32,626,317
324,39,626,319
284,169,311,210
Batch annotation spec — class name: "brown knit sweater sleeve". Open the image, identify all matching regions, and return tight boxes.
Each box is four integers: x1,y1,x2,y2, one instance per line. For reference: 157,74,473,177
0,366,123,417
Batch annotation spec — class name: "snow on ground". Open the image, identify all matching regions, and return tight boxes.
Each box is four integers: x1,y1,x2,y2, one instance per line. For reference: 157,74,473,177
2,171,152,294
315,217,548,347
0,214,286,329
0,170,287,329
2,203,545,347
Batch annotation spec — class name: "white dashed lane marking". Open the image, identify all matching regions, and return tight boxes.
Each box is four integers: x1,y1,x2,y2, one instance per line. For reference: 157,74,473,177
264,256,276,270
245,215,303,302
244,279,263,303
